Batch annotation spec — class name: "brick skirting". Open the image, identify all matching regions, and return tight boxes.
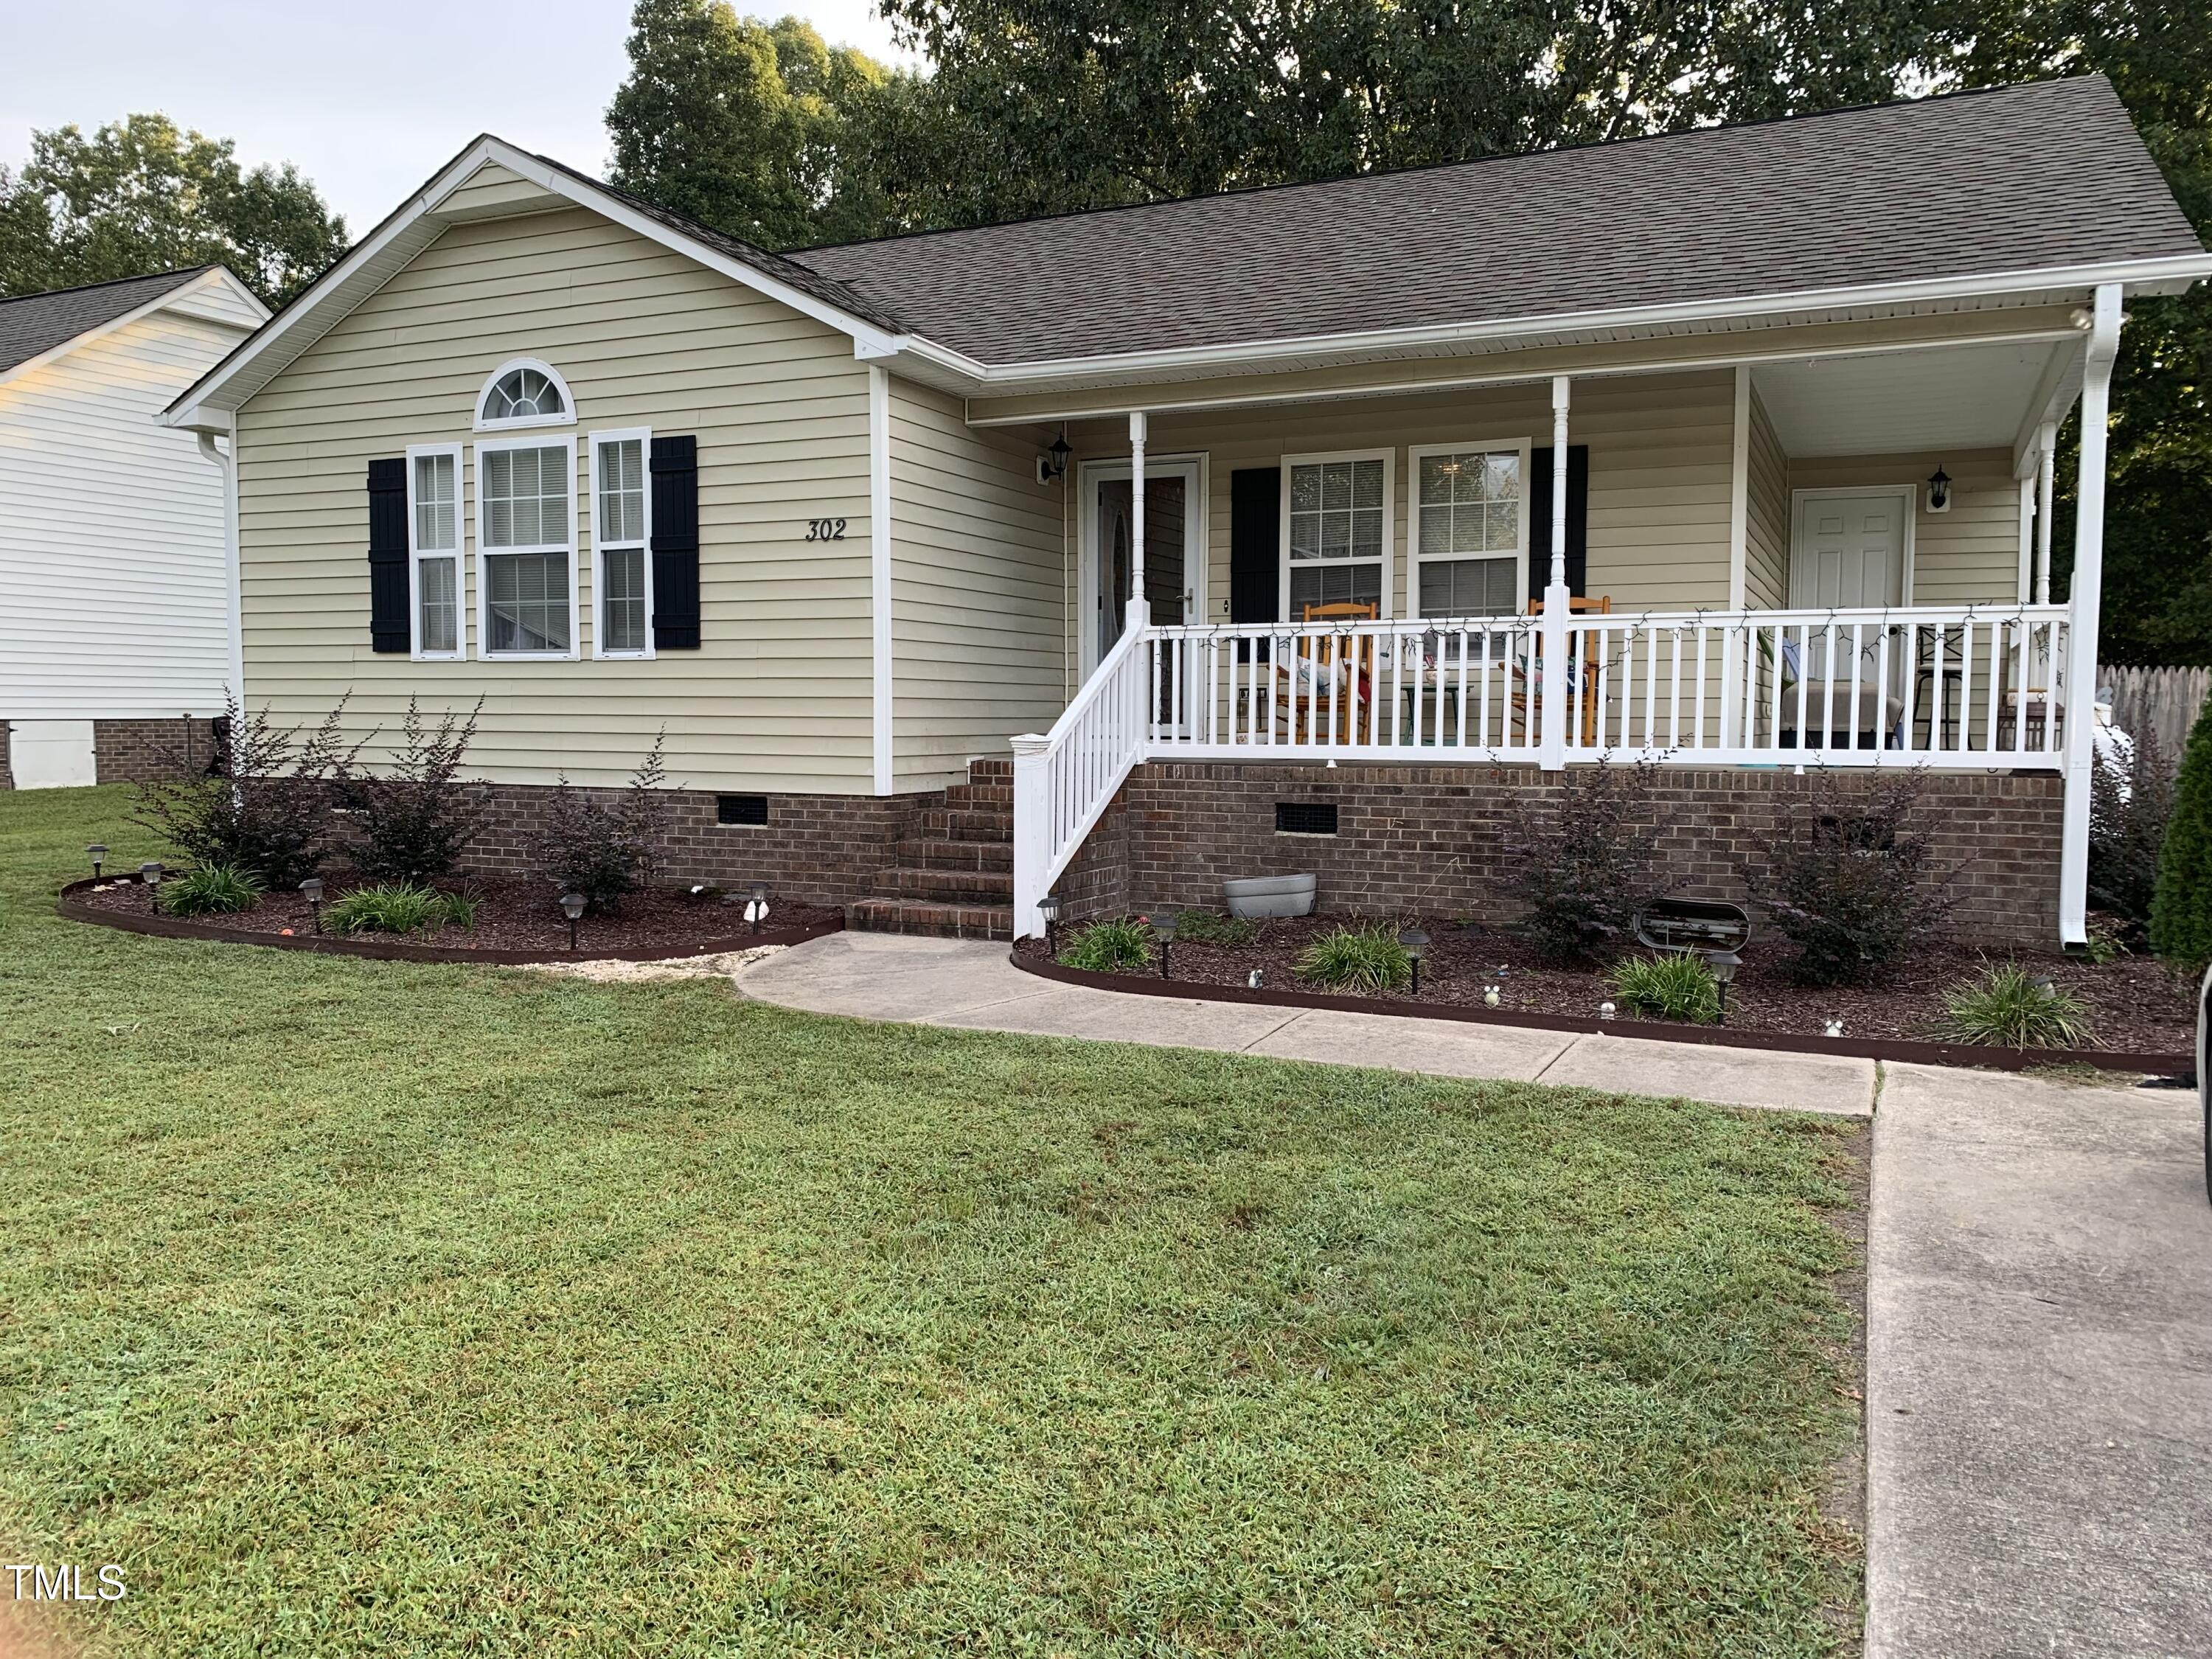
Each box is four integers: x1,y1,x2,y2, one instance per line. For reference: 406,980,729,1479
1067,760,2066,944
94,717,226,785
454,783,942,906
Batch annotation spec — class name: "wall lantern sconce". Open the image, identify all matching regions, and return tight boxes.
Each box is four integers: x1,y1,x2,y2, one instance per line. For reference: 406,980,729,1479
299,876,325,933
1926,463,1952,515
1035,430,1072,487
1038,890,1062,954
139,861,164,910
559,891,587,951
1152,910,1179,978
1398,925,1429,996
745,882,771,935
86,844,108,879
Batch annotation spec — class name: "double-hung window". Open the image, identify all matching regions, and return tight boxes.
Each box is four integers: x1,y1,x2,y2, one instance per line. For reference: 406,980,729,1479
1281,451,1393,619
1411,441,1527,618
476,437,576,657
591,429,652,658
407,444,463,658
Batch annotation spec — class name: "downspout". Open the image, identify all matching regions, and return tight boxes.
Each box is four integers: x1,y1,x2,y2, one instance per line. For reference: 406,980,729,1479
197,428,243,710
869,366,894,795
2057,285,2121,947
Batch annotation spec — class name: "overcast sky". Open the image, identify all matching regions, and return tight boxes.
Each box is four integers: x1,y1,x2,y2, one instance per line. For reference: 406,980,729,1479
1,1,914,236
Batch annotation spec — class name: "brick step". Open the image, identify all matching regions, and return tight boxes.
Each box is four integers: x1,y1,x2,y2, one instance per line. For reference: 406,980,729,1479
943,780,1013,811
870,866,1013,905
894,837,1015,873
917,806,1014,842
966,757,1012,782
848,897,1013,942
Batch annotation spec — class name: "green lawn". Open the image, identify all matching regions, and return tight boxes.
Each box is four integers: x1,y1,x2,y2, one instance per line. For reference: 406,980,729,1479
0,785,1861,1656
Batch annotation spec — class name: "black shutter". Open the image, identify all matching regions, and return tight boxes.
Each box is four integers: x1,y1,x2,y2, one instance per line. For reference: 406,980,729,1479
650,434,700,650
366,457,408,653
1229,466,1280,661
1527,445,1590,602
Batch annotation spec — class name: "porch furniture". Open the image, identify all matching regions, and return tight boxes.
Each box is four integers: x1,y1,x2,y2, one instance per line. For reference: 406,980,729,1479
1770,634,1907,751
1271,600,1377,744
1506,595,1610,744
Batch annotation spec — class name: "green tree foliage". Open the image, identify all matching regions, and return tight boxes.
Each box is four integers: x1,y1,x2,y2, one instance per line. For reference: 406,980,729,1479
2150,695,2212,967
0,114,347,305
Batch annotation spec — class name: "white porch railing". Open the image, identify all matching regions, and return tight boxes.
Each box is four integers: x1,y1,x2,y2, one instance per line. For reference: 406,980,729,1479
1011,603,2070,936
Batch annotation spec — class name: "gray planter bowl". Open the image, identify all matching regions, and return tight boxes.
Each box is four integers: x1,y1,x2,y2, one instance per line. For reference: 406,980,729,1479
1223,873,1318,919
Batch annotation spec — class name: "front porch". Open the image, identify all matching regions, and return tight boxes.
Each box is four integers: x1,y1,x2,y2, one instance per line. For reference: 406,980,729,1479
1005,296,2123,945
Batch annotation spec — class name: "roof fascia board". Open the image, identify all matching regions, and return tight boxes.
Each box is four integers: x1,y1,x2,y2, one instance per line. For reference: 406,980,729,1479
893,250,2212,400
963,313,2091,428
167,136,900,429
1,268,263,394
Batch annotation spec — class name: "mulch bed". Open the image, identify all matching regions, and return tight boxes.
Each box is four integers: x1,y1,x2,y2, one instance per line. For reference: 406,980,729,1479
74,874,844,959
1018,912,2197,1055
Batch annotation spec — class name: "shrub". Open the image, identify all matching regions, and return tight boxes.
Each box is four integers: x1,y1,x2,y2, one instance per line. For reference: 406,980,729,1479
343,698,490,885
1742,768,1954,987
532,733,675,907
2090,724,2171,936
1610,953,1721,1023
1059,917,1152,973
327,883,455,936
133,689,359,887
2152,698,2212,970
1506,757,1664,966
158,864,264,917
437,883,482,931
1939,963,2092,1048
1172,910,1259,947
1295,925,1412,993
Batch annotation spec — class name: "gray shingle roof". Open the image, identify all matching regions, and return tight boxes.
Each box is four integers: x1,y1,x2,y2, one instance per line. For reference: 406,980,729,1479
0,267,214,375
789,76,2205,367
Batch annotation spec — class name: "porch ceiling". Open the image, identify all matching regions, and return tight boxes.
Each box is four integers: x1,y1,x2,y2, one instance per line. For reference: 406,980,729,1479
1750,338,2076,457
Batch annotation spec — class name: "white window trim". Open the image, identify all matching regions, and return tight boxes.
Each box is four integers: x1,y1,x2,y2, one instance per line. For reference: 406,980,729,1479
405,442,465,661
1407,437,1533,619
590,425,655,661
1279,448,1397,621
473,356,577,433
473,434,580,661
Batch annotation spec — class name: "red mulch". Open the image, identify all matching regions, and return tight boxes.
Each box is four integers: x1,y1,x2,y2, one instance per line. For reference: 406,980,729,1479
77,875,843,956
1018,912,2196,1054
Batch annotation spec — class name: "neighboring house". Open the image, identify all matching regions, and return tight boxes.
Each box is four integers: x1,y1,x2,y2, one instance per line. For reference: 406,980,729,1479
0,266,270,789
162,77,2211,943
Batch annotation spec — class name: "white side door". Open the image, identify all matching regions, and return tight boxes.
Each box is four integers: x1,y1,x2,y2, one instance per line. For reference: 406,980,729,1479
1790,488,1910,689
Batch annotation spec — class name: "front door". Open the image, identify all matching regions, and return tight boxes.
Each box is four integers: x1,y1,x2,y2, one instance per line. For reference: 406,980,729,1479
1790,488,1910,695
1083,459,1202,674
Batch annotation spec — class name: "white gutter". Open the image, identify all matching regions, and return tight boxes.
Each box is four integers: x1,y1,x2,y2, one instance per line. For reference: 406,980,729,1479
196,425,244,709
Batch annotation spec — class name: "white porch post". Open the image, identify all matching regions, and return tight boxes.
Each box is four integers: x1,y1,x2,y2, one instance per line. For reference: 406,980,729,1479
2059,285,2122,946
1538,375,1572,769
2034,420,2056,605
1127,410,1150,633
1010,731,1051,939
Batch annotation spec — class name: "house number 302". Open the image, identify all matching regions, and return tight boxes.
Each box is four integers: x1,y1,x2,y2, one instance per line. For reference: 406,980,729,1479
804,518,849,541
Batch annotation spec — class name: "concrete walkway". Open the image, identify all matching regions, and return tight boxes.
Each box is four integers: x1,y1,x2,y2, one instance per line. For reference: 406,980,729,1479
737,933,2212,1654
735,931,1876,1115
1868,1064,2212,1658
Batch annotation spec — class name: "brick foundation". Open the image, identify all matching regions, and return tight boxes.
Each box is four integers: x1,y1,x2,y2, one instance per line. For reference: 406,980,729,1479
456,783,942,906
94,717,226,785
1071,760,2066,945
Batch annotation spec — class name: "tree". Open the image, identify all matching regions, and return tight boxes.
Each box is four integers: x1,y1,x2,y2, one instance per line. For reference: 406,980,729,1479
0,114,347,305
2151,696,2212,967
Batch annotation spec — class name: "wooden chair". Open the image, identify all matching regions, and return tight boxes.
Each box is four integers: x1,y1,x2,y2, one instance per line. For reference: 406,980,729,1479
1273,599,1377,743
1513,594,1610,743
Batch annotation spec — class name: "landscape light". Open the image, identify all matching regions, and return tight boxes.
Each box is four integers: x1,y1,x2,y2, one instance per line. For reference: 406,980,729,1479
560,891,586,952
745,881,771,936
1152,911,1179,978
1399,925,1429,996
1038,890,1063,953
1705,947,1741,1022
139,861,163,910
86,844,108,879
299,876,325,934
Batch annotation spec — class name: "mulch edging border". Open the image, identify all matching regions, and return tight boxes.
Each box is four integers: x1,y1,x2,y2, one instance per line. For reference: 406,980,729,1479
1009,949,2194,1079
56,878,844,965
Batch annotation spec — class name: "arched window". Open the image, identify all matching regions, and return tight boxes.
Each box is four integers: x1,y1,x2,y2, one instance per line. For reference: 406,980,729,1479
474,358,574,431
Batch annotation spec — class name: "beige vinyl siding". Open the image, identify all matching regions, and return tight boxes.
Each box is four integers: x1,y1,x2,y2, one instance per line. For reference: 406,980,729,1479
1744,386,1790,610
1051,368,1736,664
438,162,563,219
887,380,1065,788
0,306,248,717
234,204,874,791
1786,448,2021,607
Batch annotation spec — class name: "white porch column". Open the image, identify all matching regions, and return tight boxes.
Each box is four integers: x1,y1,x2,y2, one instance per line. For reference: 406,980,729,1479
1538,375,1572,769
1009,731,1051,939
1127,410,1149,633
2034,420,2056,605
2059,285,2122,946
